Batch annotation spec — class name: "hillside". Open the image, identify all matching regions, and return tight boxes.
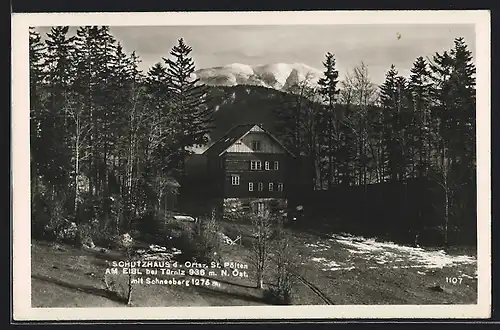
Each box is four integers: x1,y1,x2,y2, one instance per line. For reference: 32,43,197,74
203,85,290,145
197,84,378,153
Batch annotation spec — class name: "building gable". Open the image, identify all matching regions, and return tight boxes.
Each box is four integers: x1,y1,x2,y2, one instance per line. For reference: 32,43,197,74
226,129,287,154
203,124,294,157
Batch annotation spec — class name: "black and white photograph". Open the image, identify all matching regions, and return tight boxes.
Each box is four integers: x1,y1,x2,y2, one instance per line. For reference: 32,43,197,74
11,10,491,320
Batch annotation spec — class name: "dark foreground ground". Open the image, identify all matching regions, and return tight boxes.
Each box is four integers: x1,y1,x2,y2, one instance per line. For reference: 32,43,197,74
31,221,477,307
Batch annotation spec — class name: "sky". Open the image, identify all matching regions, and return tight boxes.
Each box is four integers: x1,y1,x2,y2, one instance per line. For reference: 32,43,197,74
36,24,476,86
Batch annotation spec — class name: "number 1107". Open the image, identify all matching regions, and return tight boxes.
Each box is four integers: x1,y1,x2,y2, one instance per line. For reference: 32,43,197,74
446,277,463,284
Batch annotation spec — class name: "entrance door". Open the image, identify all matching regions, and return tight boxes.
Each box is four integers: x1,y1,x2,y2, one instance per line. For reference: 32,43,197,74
256,202,267,217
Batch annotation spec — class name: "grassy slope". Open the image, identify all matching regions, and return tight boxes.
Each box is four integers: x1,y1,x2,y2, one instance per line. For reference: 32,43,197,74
31,239,266,308
289,231,477,305
31,221,477,308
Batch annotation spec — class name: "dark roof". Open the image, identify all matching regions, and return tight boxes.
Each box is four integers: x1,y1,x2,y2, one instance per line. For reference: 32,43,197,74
203,124,257,156
202,123,295,157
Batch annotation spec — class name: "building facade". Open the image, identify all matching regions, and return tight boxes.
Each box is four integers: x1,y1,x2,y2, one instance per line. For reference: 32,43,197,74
202,124,295,220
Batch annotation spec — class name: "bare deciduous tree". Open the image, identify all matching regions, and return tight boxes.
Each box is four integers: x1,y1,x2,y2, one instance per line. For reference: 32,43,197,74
249,213,273,289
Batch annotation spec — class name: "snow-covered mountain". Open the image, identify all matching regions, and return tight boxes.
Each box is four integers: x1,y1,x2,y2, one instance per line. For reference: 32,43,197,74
194,63,323,91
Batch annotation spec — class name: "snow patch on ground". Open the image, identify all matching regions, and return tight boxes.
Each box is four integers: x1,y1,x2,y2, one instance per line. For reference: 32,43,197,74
311,257,339,269
136,245,182,261
305,242,331,252
330,234,476,270
306,233,476,278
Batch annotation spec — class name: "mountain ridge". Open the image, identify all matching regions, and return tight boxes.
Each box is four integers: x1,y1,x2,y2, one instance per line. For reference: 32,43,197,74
194,62,323,92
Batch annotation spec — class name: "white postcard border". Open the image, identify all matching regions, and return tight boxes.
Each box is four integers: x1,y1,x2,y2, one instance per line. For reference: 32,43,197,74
11,10,491,321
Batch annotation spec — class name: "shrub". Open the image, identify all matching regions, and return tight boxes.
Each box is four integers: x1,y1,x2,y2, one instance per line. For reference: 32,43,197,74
55,221,78,243
75,223,95,248
138,211,164,236
163,219,198,260
37,191,70,241
263,286,292,305
129,229,142,240
161,215,222,264
195,216,222,263
268,228,298,305
31,185,52,240
116,233,135,249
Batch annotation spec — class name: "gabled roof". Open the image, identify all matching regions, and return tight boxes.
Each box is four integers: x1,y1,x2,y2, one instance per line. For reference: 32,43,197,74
202,123,295,157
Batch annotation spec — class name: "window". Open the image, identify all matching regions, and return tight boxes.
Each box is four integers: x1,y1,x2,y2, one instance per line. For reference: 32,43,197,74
231,174,240,186
235,140,242,145
250,160,262,170
274,161,279,170
256,202,266,217
269,182,274,191
265,161,270,170
248,182,254,191
277,183,283,191
251,140,261,151
258,182,263,191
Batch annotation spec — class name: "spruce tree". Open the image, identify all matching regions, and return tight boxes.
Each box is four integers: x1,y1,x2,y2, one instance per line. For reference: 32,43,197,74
408,56,434,178
29,27,47,215
42,26,77,190
448,37,476,173
164,38,213,176
317,52,340,188
379,65,412,182
428,38,476,245
379,65,399,182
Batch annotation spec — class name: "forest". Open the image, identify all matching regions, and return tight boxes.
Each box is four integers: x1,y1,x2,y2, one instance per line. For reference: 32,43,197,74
273,40,476,246
29,26,477,247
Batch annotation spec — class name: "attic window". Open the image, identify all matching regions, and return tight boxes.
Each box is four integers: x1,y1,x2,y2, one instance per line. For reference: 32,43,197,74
235,140,242,145
251,140,261,151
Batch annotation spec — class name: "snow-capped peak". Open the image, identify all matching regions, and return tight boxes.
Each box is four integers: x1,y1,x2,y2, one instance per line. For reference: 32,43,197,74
194,62,323,91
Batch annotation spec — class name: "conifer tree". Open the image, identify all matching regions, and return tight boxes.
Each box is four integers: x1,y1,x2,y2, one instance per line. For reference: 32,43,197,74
29,27,47,212
42,26,77,191
164,38,213,176
408,56,434,178
379,65,412,182
379,65,399,181
317,52,340,189
427,37,476,245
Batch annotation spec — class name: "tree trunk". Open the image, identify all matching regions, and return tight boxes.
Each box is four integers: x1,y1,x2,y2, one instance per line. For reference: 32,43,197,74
444,189,449,246
257,272,264,289
74,126,80,221
327,116,333,190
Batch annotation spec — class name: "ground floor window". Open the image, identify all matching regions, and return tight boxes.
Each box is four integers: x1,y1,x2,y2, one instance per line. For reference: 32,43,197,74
231,174,240,185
